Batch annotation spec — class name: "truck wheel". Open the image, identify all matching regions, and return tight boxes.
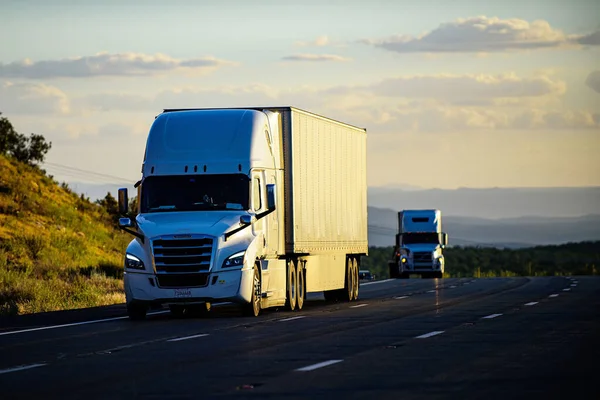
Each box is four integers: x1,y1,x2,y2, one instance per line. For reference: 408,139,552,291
127,302,147,321
285,259,298,311
296,262,306,311
434,272,443,279
389,263,398,279
243,265,261,317
352,258,359,301
399,273,409,279
341,257,354,302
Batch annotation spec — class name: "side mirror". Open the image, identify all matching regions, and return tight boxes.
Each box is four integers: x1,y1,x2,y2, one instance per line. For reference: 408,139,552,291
119,217,134,228
266,184,276,211
240,215,255,225
118,188,129,216
441,232,448,247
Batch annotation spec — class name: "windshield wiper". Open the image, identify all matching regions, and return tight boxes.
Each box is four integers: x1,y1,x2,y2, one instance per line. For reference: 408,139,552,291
148,205,177,211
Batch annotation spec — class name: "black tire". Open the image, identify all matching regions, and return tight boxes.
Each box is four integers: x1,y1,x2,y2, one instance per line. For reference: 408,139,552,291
243,265,261,317
434,272,443,279
285,259,297,311
296,261,306,311
127,302,147,320
389,262,399,279
399,273,410,279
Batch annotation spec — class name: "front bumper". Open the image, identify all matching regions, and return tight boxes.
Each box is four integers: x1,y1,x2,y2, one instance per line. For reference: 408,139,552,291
124,267,254,306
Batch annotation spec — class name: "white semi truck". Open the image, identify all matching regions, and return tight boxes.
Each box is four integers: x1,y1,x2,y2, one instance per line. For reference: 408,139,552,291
117,107,368,319
388,209,448,279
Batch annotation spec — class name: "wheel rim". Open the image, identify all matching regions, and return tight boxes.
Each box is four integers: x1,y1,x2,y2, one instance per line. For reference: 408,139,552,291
297,264,305,309
289,261,296,310
252,268,261,316
347,259,353,300
352,259,359,300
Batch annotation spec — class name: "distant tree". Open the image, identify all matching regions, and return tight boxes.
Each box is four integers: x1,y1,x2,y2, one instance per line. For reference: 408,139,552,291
0,112,52,165
96,192,119,219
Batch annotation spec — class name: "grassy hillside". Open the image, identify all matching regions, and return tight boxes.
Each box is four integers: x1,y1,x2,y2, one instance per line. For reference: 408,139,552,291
0,155,130,316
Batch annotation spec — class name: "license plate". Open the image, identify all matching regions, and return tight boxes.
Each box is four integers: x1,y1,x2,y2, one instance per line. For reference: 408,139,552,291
174,288,192,298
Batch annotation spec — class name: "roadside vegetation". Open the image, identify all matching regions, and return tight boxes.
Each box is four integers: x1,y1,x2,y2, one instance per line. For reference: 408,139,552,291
362,242,600,280
0,113,132,316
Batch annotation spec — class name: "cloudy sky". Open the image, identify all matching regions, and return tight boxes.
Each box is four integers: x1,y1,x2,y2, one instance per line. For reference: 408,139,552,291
1,0,599,189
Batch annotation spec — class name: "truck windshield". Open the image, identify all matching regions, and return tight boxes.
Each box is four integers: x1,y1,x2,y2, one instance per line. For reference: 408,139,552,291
140,174,249,213
402,232,441,245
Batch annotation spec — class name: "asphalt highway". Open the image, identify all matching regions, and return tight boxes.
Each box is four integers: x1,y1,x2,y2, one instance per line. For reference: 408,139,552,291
1,276,598,400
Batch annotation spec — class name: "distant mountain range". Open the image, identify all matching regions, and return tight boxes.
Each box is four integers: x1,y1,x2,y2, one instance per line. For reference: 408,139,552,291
368,206,600,248
69,182,600,249
368,186,600,219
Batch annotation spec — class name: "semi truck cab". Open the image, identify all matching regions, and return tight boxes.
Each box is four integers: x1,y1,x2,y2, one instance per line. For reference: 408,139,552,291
388,209,448,279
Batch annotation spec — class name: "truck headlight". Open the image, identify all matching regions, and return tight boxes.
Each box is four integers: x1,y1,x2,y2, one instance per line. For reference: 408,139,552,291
401,256,407,263
125,253,145,270
223,251,245,268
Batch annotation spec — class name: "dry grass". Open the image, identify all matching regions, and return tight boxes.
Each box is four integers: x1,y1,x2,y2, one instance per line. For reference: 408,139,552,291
0,155,131,316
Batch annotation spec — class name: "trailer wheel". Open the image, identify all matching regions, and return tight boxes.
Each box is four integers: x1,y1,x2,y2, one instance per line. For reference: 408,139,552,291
127,302,147,321
341,257,354,302
352,258,359,301
243,265,261,317
285,259,297,311
296,261,306,310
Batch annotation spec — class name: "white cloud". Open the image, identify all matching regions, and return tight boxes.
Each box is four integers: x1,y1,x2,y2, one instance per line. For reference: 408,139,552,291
281,53,350,62
327,73,566,105
0,81,70,114
295,35,330,47
363,16,600,53
0,52,235,79
585,70,600,94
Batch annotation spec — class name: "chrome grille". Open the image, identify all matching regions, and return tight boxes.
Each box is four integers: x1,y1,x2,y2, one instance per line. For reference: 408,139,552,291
152,235,213,276
413,251,433,264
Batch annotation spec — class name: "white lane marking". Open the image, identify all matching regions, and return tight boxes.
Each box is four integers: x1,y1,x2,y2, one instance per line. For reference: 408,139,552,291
279,316,306,322
563,288,571,292
427,290,436,293
481,313,503,319
361,279,395,286
394,296,409,300
549,294,559,298
0,363,47,375
296,360,343,372
524,302,539,306
464,282,470,285
0,310,169,337
350,303,368,308
570,284,577,287
572,281,578,284
449,285,457,289
167,333,209,342
415,331,444,339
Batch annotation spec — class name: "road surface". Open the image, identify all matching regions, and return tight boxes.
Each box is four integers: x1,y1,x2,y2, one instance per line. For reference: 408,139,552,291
1,276,598,399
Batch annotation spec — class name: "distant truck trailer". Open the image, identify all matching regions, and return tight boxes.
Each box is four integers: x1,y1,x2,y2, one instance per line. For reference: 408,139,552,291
117,107,368,319
388,209,448,279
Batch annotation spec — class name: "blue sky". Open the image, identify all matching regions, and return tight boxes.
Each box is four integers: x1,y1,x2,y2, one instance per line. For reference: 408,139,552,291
1,0,599,189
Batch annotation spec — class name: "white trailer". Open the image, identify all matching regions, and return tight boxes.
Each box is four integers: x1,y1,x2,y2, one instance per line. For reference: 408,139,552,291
117,107,368,319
